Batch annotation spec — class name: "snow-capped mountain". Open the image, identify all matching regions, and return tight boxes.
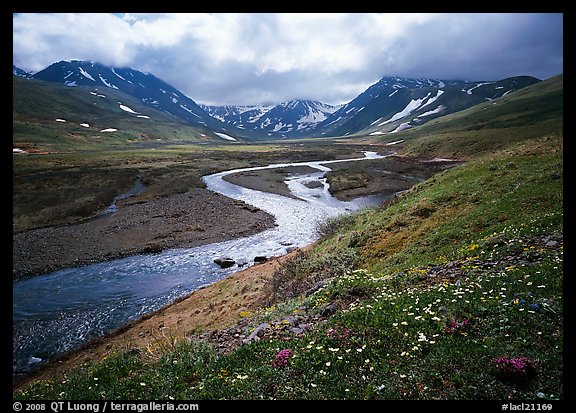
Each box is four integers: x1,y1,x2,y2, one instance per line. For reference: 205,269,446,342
201,100,342,138
21,60,541,140
29,60,254,140
13,65,32,78
314,75,541,137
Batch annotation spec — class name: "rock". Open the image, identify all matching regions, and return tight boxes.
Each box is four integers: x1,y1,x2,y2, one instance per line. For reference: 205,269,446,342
214,257,235,268
29,356,42,364
236,259,249,267
305,279,328,296
321,303,338,317
254,256,268,263
242,322,269,344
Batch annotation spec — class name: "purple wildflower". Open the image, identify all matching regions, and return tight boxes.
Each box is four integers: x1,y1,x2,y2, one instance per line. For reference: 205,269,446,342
326,325,353,340
272,349,292,368
493,356,536,383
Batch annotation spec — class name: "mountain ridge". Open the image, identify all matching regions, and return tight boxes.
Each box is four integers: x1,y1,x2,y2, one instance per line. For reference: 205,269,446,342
201,75,541,138
27,60,264,141
16,60,541,140
201,99,342,138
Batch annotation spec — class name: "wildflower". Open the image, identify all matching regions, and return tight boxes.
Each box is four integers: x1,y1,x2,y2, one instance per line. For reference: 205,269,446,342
492,356,536,383
528,303,541,311
272,349,292,368
326,325,352,339
444,318,471,335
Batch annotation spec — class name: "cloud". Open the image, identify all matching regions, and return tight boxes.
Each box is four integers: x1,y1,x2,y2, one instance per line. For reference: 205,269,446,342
13,13,563,106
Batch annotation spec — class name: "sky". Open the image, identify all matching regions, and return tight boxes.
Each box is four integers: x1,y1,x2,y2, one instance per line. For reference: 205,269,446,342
12,13,564,106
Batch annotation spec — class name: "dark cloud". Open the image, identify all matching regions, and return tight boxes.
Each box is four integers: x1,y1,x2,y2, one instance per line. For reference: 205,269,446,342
13,13,563,106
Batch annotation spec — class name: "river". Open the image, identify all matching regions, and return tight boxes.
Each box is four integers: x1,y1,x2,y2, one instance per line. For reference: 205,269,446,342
12,151,390,379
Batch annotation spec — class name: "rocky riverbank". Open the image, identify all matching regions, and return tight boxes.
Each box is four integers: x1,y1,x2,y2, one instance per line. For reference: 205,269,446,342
13,188,276,279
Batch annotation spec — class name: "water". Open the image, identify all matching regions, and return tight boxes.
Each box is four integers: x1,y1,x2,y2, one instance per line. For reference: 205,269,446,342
12,151,390,378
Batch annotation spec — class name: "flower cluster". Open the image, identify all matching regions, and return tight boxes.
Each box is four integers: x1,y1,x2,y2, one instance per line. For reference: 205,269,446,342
443,318,471,335
272,349,292,368
493,356,536,383
326,325,352,340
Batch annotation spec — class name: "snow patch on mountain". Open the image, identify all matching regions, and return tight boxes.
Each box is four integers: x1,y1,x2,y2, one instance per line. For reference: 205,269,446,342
79,67,95,82
421,90,444,108
379,95,429,126
119,104,138,114
464,82,495,95
417,105,446,118
214,132,236,141
99,75,118,89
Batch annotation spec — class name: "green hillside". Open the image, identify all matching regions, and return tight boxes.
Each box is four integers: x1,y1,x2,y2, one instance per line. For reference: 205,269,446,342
13,77,232,152
355,74,563,159
15,74,563,400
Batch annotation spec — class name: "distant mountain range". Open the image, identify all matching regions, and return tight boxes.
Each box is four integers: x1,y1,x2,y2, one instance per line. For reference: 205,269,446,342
13,61,541,140
200,100,342,138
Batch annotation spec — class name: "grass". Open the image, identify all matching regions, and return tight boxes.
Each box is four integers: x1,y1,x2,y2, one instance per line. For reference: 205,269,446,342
14,133,563,400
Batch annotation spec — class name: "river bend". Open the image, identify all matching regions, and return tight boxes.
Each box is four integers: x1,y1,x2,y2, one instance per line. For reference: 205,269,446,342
13,151,389,378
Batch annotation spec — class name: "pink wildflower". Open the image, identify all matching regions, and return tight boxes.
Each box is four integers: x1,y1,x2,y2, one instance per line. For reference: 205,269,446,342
272,349,292,368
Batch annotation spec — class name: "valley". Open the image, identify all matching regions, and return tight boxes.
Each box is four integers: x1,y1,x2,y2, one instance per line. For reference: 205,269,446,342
12,70,563,400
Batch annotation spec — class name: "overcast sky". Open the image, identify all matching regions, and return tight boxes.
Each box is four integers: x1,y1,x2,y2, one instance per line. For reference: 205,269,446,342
13,13,563,106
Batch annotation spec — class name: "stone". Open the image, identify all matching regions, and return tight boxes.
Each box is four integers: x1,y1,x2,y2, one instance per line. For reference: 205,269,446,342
214,257,235,268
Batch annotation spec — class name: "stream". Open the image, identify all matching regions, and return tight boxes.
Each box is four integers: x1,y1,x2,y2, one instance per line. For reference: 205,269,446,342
12,151,391,379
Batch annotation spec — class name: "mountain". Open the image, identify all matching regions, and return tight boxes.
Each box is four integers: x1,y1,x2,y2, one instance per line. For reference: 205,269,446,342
313,75,542,138
12,75,235,150
367,73,563,157
30,60,257,141
201,100,342,138
201,75,540,139
13,65,32,78
25,60,542,141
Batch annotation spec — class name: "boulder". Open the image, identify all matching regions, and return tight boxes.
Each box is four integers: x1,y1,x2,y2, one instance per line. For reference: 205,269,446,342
214,257,235,268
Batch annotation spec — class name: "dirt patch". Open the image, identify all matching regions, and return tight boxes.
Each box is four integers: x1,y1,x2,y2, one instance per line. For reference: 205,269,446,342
13,188,276,279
